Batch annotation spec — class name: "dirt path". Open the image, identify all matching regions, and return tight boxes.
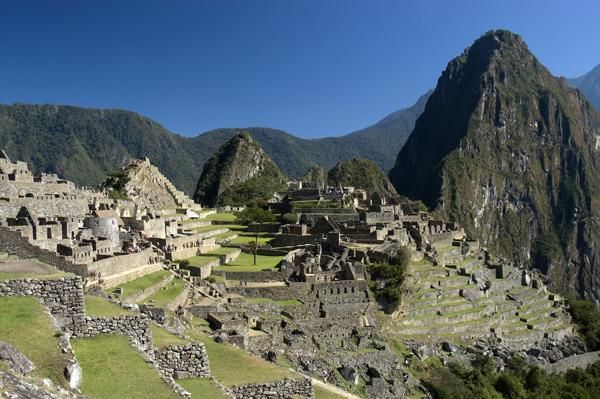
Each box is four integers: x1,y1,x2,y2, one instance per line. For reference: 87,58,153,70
311,377,362,399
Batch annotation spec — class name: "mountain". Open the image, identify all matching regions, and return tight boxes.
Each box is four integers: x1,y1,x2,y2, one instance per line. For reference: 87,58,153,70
389,30,600,303
193,132,287,207
328,158,398,199
569,65,600,112
0,94,427,196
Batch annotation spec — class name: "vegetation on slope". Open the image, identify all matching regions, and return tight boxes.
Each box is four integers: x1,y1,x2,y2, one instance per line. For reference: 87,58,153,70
328,158,398,198
568,299,600,350
368,247,410,312
423,355,600,399
193,132,287,207
0,92,427,195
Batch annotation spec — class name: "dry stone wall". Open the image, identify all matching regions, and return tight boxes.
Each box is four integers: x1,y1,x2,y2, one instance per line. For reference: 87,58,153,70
154,343,210,378
0,276,85,326
229,378,313,399
74,315,153,353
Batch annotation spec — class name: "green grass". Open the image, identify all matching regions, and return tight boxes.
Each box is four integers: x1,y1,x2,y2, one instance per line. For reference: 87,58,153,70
84,295,131,317
116,269,171,299
194,225,229,233
0,297,69,386
230,233,274,245
187,255,220,266
204,212,238,222
144,278,187,308
0,260,69,280
72,334,177,399
214,253,282,272
194,224,246,234
246,297,301,306
314,385,350,399
185,329,294,386
177,378,227,398
150,324,189,348
205,247,239,256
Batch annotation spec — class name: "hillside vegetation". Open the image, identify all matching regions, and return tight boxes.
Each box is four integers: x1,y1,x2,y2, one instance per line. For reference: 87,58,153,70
0,93,427,195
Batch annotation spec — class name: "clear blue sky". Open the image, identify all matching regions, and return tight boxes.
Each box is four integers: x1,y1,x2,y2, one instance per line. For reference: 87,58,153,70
0,0,598,138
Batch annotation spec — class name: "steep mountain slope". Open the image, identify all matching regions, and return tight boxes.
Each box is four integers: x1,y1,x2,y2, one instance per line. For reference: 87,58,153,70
193,132,287,207
389,30,600,302
569,64,600,112
0,94,427,196
0,104,201,194
328,158,398,198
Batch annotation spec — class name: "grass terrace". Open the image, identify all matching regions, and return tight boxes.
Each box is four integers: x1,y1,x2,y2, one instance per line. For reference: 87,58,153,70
150,324,189,348
115,269,171,299
84,295,131,317
177,378,227,399
194,223,246,234
203,212,238,222
143,278,187,308
230,232,274,245
72,334,177,399
185,329,295,386
187,255,220,266
0,297,69,386
214,252,282,272
0,259,70,281
204,247,240,256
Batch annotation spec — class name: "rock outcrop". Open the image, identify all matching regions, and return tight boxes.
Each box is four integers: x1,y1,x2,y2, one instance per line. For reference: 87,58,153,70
193,132,287,207
389,30,600,303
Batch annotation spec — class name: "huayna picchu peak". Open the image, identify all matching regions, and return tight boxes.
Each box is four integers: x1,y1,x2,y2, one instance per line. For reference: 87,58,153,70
193,132,288,207
390,29,600,304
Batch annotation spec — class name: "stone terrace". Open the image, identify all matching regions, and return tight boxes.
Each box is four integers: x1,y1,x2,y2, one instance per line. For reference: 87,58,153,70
388,244,574,348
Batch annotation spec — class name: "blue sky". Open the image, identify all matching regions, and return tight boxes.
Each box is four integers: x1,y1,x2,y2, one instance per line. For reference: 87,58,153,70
0,1,598,138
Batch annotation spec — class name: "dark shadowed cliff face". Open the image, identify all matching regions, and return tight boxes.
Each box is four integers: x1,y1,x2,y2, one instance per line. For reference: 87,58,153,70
193,132,287,207
390,30,600,303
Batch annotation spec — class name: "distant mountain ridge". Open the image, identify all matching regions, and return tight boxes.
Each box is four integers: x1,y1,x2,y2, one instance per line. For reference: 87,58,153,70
0,93,428,195
569,64,600,112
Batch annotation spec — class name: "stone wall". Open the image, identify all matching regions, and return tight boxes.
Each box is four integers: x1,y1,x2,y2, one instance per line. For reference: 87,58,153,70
88,248,154,279
154,344,210,378
0,227,87,275
222,270,284,282
229,378,313,399
74,315,153,353
227,286,297,300
0,276,85,327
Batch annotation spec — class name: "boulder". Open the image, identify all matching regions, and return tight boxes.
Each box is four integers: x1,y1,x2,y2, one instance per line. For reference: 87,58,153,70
0,341,35,374
64,362,82,389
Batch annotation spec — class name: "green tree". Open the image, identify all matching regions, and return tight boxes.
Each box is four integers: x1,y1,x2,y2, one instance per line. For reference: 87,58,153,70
235,206,276,265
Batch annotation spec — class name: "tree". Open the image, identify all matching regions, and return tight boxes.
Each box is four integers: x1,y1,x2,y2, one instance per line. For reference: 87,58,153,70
235,207,276,265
